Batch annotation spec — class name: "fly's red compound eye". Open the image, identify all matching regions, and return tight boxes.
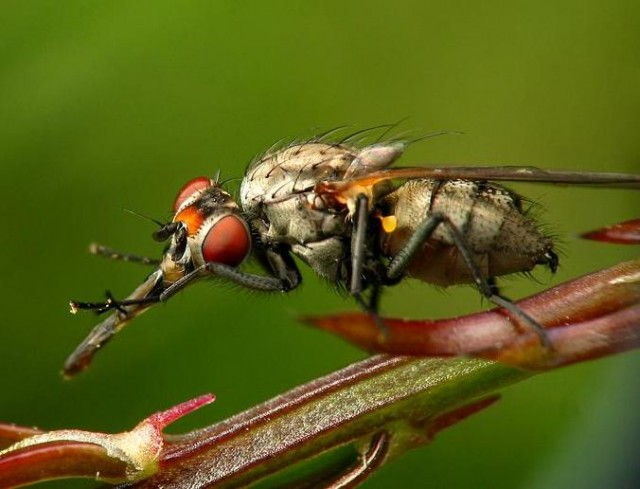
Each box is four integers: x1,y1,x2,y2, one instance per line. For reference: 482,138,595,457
201,215,251,266
174,177,213,212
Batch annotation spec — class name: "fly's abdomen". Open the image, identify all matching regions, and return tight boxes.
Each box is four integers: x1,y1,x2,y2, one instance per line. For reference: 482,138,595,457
380,179,557,286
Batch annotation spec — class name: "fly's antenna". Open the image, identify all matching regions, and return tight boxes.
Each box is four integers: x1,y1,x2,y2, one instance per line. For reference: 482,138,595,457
123,208,165,228
213,169,222,183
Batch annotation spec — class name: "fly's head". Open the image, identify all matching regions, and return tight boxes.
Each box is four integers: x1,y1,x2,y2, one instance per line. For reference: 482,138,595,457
64,176,253,377
154,177,252,282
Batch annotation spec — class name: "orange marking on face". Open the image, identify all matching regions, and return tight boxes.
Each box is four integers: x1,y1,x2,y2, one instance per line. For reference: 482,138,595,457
174,205,205,236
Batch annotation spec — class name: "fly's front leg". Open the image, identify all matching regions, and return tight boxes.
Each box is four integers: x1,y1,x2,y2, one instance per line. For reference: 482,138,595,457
73,247,302,314
106,256,299,308
64,269,164,376
89,243,161,266
264,246,302,291
205,262,297,292
202,245,302,293
385,212,552,348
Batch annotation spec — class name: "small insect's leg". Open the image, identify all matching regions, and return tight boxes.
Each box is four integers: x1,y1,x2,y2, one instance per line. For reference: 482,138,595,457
156,267,205,301
385,212,551,348
118,263,278,304
89,243,161,266
122,253,299,302
155,255,300,301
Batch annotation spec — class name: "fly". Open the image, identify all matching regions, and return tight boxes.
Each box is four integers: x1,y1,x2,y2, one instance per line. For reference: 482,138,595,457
64,132,640,376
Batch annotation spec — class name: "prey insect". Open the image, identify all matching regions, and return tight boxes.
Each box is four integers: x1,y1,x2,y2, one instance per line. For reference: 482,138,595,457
64,133,640,376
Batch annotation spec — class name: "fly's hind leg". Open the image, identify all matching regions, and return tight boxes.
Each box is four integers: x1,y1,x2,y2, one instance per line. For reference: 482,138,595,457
385,212,552,348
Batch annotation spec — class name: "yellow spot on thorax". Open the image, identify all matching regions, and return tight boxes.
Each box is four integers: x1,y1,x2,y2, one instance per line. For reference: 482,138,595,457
380,215,397,233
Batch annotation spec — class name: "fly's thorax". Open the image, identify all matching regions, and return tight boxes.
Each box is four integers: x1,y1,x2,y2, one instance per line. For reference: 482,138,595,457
253,192,350,245
239,138,406,278
241,141,405,207
240,143,359,214
379,179,556,285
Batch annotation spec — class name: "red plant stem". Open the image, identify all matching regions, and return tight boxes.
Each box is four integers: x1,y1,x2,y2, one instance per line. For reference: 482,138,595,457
307,259,640,369
135,357,524,488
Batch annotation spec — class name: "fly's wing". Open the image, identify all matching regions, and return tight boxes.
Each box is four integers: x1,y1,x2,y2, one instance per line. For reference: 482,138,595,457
317,165,640,198
63,269,164,377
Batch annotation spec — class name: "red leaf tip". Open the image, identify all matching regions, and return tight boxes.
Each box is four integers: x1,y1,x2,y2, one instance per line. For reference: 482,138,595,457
146,394,215,430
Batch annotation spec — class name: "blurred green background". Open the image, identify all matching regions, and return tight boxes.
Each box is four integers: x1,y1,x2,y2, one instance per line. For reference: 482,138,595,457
1,1,639,488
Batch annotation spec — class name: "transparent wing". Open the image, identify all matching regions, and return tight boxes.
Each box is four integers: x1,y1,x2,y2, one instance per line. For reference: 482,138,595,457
317,165,640,195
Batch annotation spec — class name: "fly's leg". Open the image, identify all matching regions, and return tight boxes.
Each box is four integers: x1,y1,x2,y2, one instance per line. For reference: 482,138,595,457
72,259,299,315
89,243,161,266
263,246,303,291
385,212,552,348
64,269,164,376
206,261,299,292
349,194,389,335
65,260,295,376
72,241,301,322
151,262,300,302
203,245,302,292
350,194,369,296
70,290,148,314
